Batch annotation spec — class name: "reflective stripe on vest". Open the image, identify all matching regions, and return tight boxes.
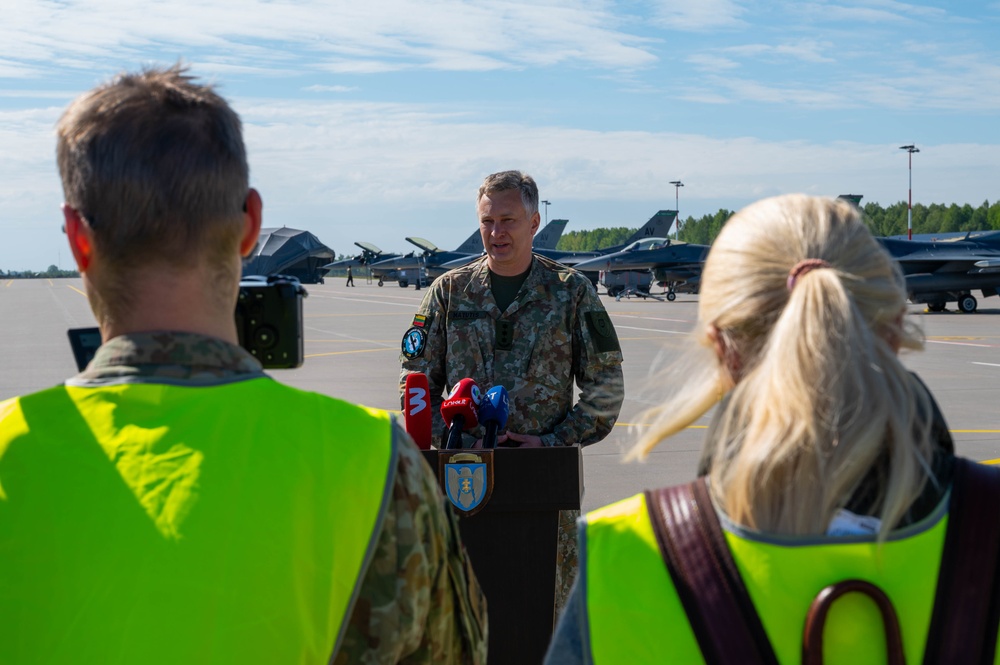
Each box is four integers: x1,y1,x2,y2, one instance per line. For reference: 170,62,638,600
0,378,395,664
583,492,955,665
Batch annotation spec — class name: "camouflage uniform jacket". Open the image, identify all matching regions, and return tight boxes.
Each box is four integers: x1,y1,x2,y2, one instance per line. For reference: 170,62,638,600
400,255,625,447
68,332,488,665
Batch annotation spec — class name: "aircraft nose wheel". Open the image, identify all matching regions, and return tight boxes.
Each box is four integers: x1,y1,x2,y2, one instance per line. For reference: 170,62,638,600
958,294,978,313
666,291,676,301
378,278,384,287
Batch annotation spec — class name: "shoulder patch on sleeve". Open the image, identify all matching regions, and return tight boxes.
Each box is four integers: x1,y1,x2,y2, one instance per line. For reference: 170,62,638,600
584,311,620,353
402,327,427,359
412,313,432,328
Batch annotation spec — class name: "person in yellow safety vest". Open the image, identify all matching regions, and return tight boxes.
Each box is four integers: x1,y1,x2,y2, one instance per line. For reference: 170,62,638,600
0,65,487,665
545,194,997,664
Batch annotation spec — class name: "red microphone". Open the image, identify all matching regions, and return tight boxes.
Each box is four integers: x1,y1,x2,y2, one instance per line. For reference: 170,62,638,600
404,373,432,450
440,378,482,450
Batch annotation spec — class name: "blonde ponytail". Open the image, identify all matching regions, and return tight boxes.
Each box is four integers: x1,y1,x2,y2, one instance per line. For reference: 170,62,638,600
633,195,934,536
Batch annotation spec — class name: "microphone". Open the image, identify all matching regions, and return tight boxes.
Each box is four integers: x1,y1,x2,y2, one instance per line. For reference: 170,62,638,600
404,373,432,450
440,378,482,450
478,386,509,449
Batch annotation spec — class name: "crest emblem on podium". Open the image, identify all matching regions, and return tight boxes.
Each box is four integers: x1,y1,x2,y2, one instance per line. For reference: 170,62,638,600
439,451,494,517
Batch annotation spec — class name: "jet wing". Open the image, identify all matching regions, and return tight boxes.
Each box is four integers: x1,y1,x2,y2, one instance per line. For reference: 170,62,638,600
406,237,440,253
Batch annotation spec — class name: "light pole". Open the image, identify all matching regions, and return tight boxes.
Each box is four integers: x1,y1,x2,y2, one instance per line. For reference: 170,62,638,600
669,181,684,237
899,145,919,240
541,200,551,225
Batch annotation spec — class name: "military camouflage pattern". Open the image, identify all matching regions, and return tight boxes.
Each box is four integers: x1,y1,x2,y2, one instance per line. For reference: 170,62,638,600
555,508,581,619
399,254,624,622
337,426,488,664
74,331,265,383
75,332,488,664
399,255,625,448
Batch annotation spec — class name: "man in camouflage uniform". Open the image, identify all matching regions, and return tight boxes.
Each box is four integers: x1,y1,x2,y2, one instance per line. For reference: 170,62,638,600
0,66,485,664
399,170,625,614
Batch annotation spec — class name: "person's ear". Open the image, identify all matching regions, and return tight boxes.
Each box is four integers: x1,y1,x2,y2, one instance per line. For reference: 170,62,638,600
530,211,540,235
62,205,93,272
707,323,740,386
239,188,263,257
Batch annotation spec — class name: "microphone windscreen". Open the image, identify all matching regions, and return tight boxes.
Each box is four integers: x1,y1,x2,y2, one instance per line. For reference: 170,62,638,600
479,386,509,428
404,372,432,450
440,378,481,430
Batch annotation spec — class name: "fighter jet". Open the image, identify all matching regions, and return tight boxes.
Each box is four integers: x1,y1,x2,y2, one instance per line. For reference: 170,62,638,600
535,210,679,268
878,232,1000,313
322,242,403,286
370,231,483,288
572,238,710,300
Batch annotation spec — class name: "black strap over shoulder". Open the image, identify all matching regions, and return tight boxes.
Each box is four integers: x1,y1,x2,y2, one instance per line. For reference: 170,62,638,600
923,457,1000,664
645,480,779,665
647,459,1000,665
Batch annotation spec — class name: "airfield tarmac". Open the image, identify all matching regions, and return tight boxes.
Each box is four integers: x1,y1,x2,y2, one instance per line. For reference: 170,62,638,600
3,276,1000,511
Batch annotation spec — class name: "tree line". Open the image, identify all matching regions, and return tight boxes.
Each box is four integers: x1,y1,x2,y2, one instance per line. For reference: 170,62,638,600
2,265,80,279
556,200,1000,250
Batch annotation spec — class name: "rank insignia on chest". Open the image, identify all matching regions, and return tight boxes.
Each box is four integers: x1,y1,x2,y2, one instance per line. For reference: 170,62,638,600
402,327,427,359
438,451,494,517
495,320,514,350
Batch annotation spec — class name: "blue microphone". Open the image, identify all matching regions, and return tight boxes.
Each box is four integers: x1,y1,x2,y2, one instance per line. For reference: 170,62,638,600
479,386,509,449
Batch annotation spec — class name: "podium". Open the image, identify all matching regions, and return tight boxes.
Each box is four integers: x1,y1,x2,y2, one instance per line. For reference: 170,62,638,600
422,447,583,665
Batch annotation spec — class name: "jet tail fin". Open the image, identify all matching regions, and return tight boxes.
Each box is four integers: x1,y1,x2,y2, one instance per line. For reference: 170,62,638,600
627,210,677,243
453,229,483,254
533,219,569,249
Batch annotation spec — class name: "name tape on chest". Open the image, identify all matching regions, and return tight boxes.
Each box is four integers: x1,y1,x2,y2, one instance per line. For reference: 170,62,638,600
449,310,488,321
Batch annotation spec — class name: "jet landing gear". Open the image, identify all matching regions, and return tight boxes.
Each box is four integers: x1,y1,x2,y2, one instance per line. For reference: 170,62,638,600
378,277,384,287
926,302,947,313
958,294,978,314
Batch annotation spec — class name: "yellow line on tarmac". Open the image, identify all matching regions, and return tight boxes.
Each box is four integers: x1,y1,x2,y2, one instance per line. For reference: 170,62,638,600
982,458,1000,466
305,348,396,359
952,429,1000,434
4,280,12,287
67,285,87,296
47,279,53,286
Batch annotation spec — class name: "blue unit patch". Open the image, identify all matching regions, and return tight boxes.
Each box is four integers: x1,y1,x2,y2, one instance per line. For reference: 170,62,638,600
401,327,427,359
445,463,488,513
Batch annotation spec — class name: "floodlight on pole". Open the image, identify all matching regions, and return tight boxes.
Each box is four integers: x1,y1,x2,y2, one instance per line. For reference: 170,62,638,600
899,145,919,240
541,200,551,225
669,181,684,236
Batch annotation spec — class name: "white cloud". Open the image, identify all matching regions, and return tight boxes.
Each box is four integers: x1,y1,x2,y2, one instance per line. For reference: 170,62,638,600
686,54,740,72
304,85,360,93
648,0,747,30
0,0,657,76
3,95,997,268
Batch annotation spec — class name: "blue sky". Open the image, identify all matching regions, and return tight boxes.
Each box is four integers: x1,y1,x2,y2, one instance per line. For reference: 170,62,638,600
2,0,999,269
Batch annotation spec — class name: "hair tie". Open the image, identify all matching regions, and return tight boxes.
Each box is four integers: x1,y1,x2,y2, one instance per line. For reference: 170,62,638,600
787,259,831,291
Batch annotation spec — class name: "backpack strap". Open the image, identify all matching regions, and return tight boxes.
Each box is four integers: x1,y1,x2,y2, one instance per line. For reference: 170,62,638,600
645,479,779,665
923,457,1000,664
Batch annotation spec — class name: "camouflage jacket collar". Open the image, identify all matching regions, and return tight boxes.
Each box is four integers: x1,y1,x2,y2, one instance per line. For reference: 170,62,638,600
76,331,264,382
472,255,553,317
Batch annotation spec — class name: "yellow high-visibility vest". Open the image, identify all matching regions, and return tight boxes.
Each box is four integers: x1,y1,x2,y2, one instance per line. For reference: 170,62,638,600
0,377,396,664
582,492,978,665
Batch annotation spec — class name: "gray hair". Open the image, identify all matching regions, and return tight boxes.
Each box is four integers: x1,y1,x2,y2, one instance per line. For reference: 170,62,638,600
477,170,539,218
